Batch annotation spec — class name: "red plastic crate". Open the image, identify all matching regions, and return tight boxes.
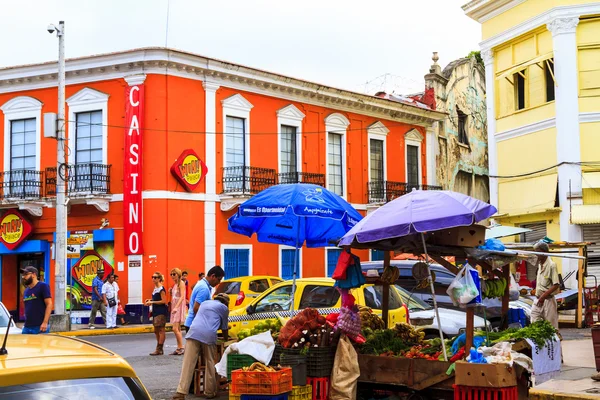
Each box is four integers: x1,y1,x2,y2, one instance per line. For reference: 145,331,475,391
454,384,518,400
307,377,329,400
230,368,293,395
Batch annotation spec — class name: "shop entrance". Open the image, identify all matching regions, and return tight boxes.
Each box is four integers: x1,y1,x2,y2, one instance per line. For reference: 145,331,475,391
16,253,45,321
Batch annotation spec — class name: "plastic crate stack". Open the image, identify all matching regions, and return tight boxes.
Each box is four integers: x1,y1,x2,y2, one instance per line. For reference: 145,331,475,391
229,386,312,400
230,367,293,400
227,354,258,381
453,385,518,400
306,347,334,400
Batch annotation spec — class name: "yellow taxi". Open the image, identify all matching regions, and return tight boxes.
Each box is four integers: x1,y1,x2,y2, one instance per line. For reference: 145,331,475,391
215,275,284,310
227,278,408,338
0,333,151,399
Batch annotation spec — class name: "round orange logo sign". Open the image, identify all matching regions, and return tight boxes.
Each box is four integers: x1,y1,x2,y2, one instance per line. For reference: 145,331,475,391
180,154,201,185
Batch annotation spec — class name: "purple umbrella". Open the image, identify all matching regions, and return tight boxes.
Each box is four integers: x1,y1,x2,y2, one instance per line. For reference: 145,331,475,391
339,190,497,246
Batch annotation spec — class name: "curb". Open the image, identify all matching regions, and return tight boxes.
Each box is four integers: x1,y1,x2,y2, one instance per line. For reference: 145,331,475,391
58,324,175,337
529,388,600,400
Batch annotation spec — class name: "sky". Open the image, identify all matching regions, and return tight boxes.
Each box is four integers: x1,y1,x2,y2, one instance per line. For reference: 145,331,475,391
1,0,481,95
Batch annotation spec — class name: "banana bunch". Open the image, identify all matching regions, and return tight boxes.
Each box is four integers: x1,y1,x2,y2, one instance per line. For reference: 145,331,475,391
394,322,425,344
358,305,385,330
415,271,436,289
243,362,275,372
381,266,400,284
482,278,508,299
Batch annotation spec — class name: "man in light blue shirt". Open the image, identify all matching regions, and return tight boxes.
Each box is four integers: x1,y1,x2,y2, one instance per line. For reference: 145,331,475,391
173,294,229,400
184,266,225,330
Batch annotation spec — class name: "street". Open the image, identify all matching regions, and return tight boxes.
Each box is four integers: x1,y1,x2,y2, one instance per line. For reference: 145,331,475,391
83,333,228,400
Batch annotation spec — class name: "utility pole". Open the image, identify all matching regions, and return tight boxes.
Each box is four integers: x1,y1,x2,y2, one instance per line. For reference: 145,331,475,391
48,21,69,331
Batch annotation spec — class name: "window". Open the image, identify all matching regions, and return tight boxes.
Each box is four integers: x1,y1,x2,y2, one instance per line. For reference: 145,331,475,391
9,118,37,197
281,248,300,281
299,285,340,309
545,59,555,102
215,281,242,295
406,145,419,187
457,108,469,146
249,279,269,293
254,285,293,313
371,250,385,261
363,285,403,310
270,278,283,286
514,70,527,110
328,133,343,196
326,248,342,277
225,116,246,168
370,139,384,182
74,111,104,191
223,248,250,278
280,125,298,176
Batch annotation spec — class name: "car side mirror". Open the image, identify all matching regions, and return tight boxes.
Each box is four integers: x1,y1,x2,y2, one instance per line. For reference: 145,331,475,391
246,305,255,315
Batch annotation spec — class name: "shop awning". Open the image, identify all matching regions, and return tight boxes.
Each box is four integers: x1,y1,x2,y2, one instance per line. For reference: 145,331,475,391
582,172,600,189
572,205,600,224
498,173,557,216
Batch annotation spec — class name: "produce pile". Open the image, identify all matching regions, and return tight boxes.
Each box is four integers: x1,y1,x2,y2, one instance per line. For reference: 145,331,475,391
360,327,450,361
477,320,558,347
381,266,400,284
358,305,385,331
241,362,279,372
278,308,333,349
481,278,508,299
237,318,282,341
335,305,361,337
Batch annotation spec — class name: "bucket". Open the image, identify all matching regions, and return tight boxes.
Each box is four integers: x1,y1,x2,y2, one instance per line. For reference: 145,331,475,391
280,353,307,386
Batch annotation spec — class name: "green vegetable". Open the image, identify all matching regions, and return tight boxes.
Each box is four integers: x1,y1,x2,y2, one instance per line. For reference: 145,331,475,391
490,320,558,348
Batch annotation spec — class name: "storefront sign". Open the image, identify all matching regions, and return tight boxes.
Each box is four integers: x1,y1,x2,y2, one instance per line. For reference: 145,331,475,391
0,210,33,250
170,149,208,192
124,83,144,255
69,231,94,250
71,250,114,293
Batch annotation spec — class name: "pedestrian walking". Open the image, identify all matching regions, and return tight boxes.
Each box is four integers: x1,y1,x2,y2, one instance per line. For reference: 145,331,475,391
102,274,119,329
172,293,230,400
89,267,107,329
531,241,560,329
145,272,168,356
184,266,225,332
182,270,190,306
21,266,52,334
114,275,128,325
169,268,188,355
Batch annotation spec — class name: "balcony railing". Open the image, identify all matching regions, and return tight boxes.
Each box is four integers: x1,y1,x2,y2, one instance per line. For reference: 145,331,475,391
0,170,44,200
278,172,326,187
367,181,442,203
46,163,111,197
222,166,277,195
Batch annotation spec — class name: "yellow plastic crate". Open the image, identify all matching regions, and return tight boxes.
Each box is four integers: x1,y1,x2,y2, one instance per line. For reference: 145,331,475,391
290,385,312,400
229,394,241,400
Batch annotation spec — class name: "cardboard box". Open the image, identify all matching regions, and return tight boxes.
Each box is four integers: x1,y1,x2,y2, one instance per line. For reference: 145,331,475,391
455,361,517,388
428,225,486,247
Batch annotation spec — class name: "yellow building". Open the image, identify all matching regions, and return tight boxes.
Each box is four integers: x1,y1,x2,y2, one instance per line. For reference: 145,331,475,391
463,0,600,282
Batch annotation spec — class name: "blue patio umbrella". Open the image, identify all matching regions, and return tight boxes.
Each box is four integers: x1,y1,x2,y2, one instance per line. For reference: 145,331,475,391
228,183,363,310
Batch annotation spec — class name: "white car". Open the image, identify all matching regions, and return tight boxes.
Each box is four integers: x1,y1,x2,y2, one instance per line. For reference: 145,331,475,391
0,302,21,334
395,285,487,338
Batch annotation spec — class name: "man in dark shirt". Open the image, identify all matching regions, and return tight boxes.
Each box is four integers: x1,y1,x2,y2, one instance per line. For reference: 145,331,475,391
21,266,52,334
89,267,107,329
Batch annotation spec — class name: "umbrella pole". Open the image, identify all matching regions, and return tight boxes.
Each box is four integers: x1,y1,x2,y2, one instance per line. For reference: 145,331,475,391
421,233,448,362
290,223,300,313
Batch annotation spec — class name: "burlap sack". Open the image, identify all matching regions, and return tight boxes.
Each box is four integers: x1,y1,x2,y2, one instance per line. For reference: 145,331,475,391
329,335,360,400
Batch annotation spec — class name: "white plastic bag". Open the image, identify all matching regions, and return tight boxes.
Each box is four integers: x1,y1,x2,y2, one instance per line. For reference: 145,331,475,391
215,331,275,378
447,265,478,306
509,274,520,301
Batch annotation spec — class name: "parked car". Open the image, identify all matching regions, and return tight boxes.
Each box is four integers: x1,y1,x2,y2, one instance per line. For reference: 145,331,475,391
228,278,408,338
215,276,284,310
362,260,531,327
0,334,151,398
0,302,21,334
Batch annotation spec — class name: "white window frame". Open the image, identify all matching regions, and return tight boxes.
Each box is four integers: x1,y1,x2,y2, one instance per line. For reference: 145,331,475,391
324,247,343,277
222,94,253,168
278,245,303,280
1,96,43,174
220,244,253,277
325,113,349,199
404,128,424,186
66,88,109,166
277,104,305,174
367,121,389,183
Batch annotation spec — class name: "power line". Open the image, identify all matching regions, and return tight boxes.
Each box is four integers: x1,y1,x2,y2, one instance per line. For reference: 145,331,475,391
490,161,600,179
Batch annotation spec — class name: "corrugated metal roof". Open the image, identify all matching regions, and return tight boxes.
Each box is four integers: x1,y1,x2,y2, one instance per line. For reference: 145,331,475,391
572,205,600,224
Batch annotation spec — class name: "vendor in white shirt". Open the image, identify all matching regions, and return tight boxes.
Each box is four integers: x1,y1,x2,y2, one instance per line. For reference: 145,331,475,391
530,241,560,329
102,273,119,329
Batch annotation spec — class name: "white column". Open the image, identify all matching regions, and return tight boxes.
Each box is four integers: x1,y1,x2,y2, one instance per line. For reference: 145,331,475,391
548,17,583,286
203,81,220,272
482,49,498,209
426,123,437,187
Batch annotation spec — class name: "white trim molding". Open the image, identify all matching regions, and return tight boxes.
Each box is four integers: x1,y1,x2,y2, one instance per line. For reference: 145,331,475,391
1,96,43,175
325,113,350,198
203,80,220,273
222,93,253,168
483,48,499,209
496,117,556,142
547,17,580,36
367,121,388,184
278,245,303,279
580,112,600,124
277,104,305,175
124,74,147,86
66,87,110,166
404,129,423,185
220,244,253,277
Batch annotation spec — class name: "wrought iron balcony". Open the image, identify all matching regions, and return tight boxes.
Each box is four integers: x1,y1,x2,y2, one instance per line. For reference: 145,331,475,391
278,171,326,187
367,181,442,203
0,170,44,200
45,163,111,197
221,166,277,195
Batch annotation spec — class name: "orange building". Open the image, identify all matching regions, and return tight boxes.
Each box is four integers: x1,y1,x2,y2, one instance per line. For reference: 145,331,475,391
0,48,444,323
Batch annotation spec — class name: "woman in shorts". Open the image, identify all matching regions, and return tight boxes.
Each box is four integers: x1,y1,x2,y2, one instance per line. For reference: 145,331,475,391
145,272,168,355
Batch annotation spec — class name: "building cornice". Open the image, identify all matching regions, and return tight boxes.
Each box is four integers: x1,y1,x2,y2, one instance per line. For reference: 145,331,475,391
463,0,526,23
0,47,446,127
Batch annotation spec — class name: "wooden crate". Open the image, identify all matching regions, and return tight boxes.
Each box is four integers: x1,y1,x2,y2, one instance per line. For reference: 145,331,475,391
193,342,228,396
357,354,454,391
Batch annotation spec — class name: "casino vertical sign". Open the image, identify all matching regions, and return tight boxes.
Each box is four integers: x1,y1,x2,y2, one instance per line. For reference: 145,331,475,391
124,84,144,255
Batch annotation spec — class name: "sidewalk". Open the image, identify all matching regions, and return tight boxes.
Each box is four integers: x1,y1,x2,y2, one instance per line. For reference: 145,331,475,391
58,323,174,337
529,339,600,400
